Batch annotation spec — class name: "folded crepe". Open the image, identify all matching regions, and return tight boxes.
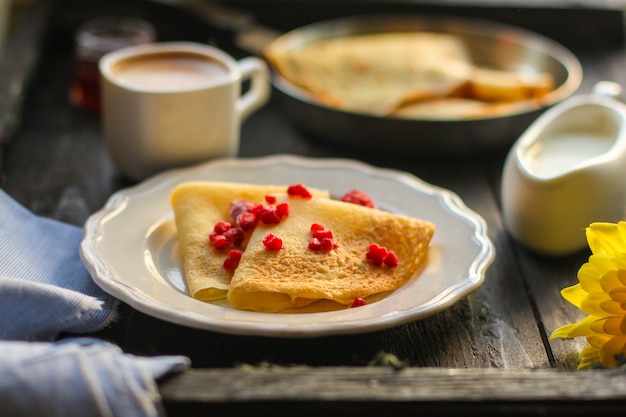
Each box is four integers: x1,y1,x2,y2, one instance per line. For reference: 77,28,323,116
266,31,555,119
265,32,473,115
227,195,435,312
170,181,330,301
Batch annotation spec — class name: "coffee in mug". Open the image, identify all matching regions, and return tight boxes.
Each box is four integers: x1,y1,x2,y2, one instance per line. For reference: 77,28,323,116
99,42,270,181
109,51,230,91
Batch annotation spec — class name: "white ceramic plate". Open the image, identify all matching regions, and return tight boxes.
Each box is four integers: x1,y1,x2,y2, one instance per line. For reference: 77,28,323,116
81,155,494,337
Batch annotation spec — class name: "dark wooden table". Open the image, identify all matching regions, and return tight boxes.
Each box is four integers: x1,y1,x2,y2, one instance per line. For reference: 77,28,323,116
2,1,626,415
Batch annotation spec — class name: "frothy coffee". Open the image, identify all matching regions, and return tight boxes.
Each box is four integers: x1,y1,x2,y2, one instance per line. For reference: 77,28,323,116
110,52,230,91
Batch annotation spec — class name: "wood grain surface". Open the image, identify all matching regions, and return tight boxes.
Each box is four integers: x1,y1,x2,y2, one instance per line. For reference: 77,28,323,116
2,1,626,415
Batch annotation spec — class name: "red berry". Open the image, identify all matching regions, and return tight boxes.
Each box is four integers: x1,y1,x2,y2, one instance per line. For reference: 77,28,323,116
340,189,376,208
365,243,388,266
236,211,258,231
351,298,367,308
223,249,243,270
366,243,399,267
229,200,255,222
252,204,286,225
313,228,333,240
209,219,245,249
213,220,232,234
263,233,283,250
265,195,277,204
287,184,312,199
223,227,245,247
383,251,399,268
307,223,338,252
320,237,335,251
308,237,322,250
276,202,289,217
209,233,229,249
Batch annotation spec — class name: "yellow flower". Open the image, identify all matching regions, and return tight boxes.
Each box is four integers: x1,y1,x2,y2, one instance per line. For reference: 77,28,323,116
550,221,626,369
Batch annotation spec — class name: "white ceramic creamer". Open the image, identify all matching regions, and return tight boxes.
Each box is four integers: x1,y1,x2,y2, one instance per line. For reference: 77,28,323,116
501,82,626,256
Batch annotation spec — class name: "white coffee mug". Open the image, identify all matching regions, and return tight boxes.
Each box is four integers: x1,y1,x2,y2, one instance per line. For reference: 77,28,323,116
99,41,270,180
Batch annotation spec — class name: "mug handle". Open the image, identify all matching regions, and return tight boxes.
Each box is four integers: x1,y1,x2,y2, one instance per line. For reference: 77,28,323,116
236,57,270,121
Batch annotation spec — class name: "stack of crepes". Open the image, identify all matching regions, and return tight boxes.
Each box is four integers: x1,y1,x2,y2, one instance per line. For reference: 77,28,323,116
170,181,435,312
264,32,554,119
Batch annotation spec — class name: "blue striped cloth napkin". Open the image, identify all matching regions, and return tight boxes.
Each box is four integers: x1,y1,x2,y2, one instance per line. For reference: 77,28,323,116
0,189,190,417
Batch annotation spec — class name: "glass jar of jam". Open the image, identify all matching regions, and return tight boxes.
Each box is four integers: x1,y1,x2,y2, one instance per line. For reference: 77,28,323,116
69,16,156,113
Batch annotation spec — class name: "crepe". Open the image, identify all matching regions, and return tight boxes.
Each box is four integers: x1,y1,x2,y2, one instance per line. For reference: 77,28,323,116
391,97,527,120
227,195,435,312
266,31,555,119
170,181,330,301
467,67,554,102
266,32,473,114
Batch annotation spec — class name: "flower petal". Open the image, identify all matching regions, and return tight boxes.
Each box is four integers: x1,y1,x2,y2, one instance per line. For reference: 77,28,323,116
550,323,577,340
586,333,612,348
560,284,587,308
598,335,626,367
587,222,626,256
589,316,626,336
553,316,597,338
610,288,626,303
580,293,623,316
578,258,610,293
600,270,626,294
578,344,600,369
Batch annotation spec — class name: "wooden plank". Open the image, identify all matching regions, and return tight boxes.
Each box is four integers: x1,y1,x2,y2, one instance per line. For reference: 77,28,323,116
160,366,626,416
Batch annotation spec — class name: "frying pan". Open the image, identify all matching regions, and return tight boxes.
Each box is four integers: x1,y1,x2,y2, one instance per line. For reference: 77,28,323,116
259,14,583,158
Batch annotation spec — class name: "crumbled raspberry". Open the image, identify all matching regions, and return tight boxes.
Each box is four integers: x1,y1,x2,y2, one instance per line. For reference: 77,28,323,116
365,243,387,266
287,184,312,199
209,220,244,249
351,298,367,308
213,220,232,234
229,200,255,222
308,223,338,251
383,250,399,268
365,243,399,267
340,189,376,208
236,211,258,231
276,202,289,217
313,228,333,240
265,195,277,204
223,227,245,247
263,233,283,250
252,203,288,225
209,232,229,249
223,249,243,270
308,237,322,250
320,237,336,251
255,205,280,224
